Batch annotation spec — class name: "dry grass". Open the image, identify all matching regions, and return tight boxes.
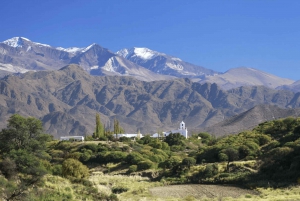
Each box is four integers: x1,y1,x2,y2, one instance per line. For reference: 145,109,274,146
89,173,162,200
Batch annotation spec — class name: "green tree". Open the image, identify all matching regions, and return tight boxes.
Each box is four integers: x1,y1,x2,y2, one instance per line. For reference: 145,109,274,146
223,148,239,172
0,114,52,201
181,157,196,170
165,133,185,146
114,118,124,138
94,113,104,139
0,114,51,154
161,156,181,170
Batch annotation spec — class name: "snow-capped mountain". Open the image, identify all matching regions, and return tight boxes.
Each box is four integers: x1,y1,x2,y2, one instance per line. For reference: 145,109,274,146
116,47,217,78
0,37,169,81
0,37,296,89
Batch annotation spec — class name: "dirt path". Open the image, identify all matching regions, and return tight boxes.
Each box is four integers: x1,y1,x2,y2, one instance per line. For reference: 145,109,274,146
149,184,258,199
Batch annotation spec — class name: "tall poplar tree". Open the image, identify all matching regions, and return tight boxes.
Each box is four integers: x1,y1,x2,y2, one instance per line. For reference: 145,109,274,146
95,113,104,138
114,118,125,138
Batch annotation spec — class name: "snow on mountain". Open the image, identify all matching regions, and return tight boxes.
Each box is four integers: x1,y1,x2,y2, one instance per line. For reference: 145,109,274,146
117,47,167,60
81,43,96,53
133,47,163,60
102,57,118,72
3,37,27,47
116,47,217,78
56,47,84,53
2,37,51,48
2,37,92,54
0,62,31,73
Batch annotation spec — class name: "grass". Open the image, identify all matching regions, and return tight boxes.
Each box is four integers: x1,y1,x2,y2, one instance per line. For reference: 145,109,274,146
25,169,300,201
89,173,163,200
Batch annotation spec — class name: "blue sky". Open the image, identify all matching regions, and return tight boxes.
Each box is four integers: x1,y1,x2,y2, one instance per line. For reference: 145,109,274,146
1,0,300,80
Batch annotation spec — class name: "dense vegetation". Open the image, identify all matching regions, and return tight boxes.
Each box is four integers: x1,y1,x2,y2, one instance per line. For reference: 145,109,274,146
1,114,300,200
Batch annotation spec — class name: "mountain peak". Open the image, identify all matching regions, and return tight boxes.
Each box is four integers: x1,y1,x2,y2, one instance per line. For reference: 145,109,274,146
117,47,165,60
2,37,30,47
81,43,97,52
1,37,53,48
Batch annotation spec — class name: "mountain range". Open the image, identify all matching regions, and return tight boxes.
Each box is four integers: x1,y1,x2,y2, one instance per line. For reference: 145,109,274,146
0,64,299,138
0,37,297,90
0,37,300,137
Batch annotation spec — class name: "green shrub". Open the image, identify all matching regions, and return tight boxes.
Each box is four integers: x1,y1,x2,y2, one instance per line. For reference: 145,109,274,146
149,140,162,149
128,165,137,173
68,152,81,160
171,145,184,152
161,142,170,151
218,152,228,162
149,154,165,163
109,193,119,201
104,151,127,163
62,158,89,178
165,133,185,146
126,152,145,165
51,164,62,176
119,137,131,142
80,149,93,162
160,156,181,169
112,186,129,194
137,160,154,170
97,143,110,152
181,157,196,170
80,143,98,152
219,173,230,178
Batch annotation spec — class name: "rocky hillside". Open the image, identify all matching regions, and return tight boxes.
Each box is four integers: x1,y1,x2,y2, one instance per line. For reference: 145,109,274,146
0,64,299,138
202,104,300,136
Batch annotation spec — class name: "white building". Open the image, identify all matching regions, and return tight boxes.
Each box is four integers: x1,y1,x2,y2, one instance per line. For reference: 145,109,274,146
171,121,188,139
152,121,188,139
114,133,144,138
60,136,84,141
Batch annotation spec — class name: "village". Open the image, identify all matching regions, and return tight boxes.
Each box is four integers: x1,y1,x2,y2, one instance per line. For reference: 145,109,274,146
60,121,189,141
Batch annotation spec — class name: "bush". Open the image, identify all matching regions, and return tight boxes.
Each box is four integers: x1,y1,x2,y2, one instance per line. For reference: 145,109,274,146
137,160,154,170
181,157,196,170
171,145,185,152
161,142,170,151
80,143,98,152
160,156,181,169
126,152,145,165
68,152,81,160
149,140,162,149
109,193,119,201
104,151,127,163
112,186,129,194
51,164,62,176
218,152,228,162
165,133,185,146
80,150,92,162
128,165,137,173
201,163,219,178
149,154,165,163
62,158,89,178
97,143,110,152
119,137,131,143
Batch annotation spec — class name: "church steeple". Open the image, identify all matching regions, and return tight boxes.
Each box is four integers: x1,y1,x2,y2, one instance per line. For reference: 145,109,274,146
180,121,185,130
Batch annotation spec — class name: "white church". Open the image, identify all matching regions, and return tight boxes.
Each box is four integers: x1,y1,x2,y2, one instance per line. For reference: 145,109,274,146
152,121,188,139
